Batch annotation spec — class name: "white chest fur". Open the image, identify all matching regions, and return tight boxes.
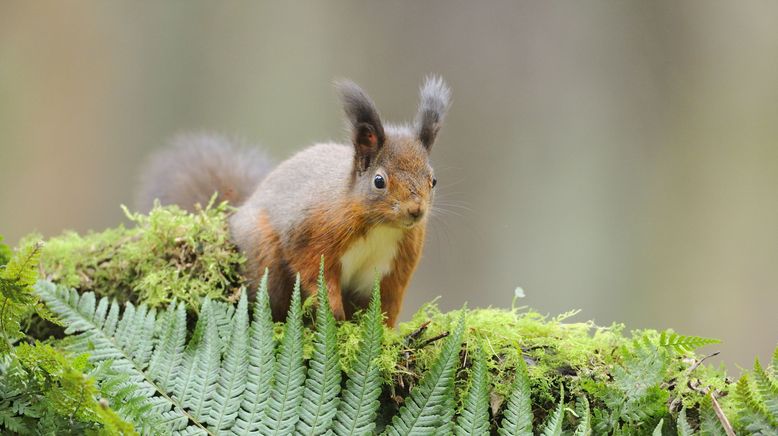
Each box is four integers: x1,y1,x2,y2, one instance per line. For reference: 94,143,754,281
340,226,404,294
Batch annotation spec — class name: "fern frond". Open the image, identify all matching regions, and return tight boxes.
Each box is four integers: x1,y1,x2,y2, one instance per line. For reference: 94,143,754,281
0,235,11,266
208,291,249,431
233,271,276,434
573,396,592,436
773,346,778,375
454,347,489,436
296,262,341,435
331,280,384,436
132,304,158,366
434,383,456,436
35,282,175,432
652,419,664,436
540,386,564,436
614,342,666,401
175,298,221,423
384,314,466,436
0,240,46,351
658,331,719,354
498,355,533,436
619,386,668,427
677,408,694,436
0,409,26,433
147,301,187,391
736,374,778,431
0,240,41,302
259,275,306,435
209,299,236,350
699,396,727,436
91,359,155,429
752,358,778,422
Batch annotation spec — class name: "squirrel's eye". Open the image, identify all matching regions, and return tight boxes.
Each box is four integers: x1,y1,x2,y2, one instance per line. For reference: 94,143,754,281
432,177,437,188
374,174,386,189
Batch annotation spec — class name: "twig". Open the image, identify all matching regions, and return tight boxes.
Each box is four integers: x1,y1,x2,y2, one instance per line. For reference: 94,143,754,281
710,392,736,436
687,351,720,374
405,321,430,344
417,332,450,348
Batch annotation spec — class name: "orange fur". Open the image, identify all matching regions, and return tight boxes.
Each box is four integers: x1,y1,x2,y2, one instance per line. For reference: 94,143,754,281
285,201,369,321
380,226,425,326
244,198,425,326
245,211,295,320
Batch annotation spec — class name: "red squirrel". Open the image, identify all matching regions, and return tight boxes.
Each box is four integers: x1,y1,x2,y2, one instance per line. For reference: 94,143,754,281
137,77,451,326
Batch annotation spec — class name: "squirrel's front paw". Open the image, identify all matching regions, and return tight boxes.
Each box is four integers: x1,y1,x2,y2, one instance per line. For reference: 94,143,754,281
330,299,347,321
332,305,346,321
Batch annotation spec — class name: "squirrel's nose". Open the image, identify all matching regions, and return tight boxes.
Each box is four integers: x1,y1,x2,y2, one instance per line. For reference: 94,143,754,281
408,205,424,220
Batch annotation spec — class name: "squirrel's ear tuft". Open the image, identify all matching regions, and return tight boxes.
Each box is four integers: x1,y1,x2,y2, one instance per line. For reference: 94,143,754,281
336,79,385,172
415,76,451,152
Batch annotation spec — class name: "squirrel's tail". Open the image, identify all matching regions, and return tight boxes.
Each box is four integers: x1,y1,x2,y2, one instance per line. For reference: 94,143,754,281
136,133,274,212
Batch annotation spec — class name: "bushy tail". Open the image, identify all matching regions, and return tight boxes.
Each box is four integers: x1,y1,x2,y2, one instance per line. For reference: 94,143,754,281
136,133,274,212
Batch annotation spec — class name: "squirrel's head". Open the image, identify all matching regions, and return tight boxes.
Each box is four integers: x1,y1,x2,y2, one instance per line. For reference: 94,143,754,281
336,77,451,229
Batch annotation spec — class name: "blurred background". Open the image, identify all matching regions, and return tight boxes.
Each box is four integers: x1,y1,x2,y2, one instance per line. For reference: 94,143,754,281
2,1,777,371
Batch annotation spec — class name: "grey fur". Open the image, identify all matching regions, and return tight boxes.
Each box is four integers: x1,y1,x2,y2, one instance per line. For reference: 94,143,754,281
335,79,386,172
231,142,353,248
136,133,274,212
335,79,386,142
414,76,451,150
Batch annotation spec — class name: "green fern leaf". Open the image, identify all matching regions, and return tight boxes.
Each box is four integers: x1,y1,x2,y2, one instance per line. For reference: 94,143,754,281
384,314,466,436
113,301,137,351
35,282,172,432
619,385,668,427
0,235,11,266
331,280,384,436
772,346,778,375
91,360,155,428
573,396,592,436
131,304,158,366
614,342,666,403
208,291,249,431
454,347,490,436
296,263,341,435
699,396,727,436
652,419,664,436
259,275,306,435
677,408,694,436
176,298,221,423
210,298,236,349
498,354,533,436
103,297,121,337
233,271,277,434
0,240,41,302
540,386,564,436
0,409,27,434
753,358,778,422
658,331,719,354
736,374,778,432
147,300,187,391
434,383,456,436
0,241,46,351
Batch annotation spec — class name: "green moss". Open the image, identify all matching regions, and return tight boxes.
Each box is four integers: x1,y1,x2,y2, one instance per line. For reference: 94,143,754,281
21,204,754,433
367,302,732,432
35,201,244,311
0,235,12,267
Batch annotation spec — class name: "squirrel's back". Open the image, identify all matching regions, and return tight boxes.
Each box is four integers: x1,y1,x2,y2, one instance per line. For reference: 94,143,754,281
136,133,274,212
231,142,352,242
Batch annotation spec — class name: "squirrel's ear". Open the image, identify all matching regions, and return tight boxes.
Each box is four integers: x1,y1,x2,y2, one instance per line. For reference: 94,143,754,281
414,76,451,152
336,80,385,172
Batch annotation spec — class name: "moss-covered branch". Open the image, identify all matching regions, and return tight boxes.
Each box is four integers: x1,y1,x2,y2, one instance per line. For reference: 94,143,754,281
1,205,776,434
